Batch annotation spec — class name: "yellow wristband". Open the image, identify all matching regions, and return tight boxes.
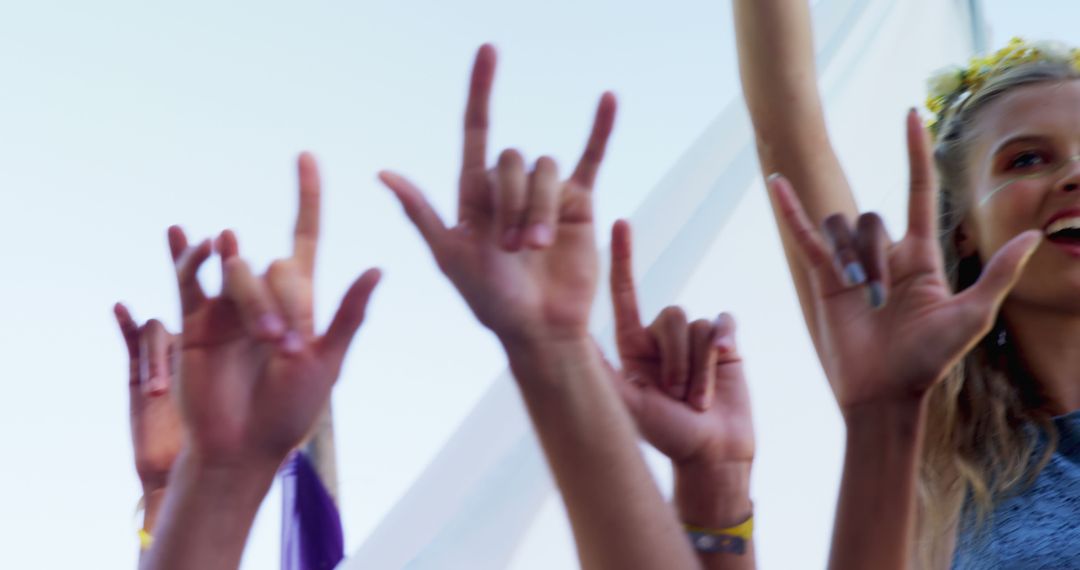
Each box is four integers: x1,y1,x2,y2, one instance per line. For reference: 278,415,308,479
138,528,154,551
684,514,753,554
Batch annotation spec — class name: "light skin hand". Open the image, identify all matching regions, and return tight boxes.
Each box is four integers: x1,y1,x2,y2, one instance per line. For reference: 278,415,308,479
771,111,1042,412
379,44,616,349
144,154,380,570
114,304,182,534
608,220,754,470
168,154,380,468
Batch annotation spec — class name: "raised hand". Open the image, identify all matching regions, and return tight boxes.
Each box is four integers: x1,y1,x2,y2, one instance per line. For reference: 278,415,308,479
771,111,1041,411
609,221,755,566
114,304,182,531
379,44,616,347
145,154,380,570
609,220,754,468
169,153,380,467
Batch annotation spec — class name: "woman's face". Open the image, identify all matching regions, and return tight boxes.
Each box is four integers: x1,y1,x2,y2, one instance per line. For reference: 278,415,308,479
963,79,1080,313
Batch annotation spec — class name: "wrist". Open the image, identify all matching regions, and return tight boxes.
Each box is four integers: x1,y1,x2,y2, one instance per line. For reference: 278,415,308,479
501,335,598,381
841,394,928,437
172,448,279,506
141,486,168,532
674,458,753,528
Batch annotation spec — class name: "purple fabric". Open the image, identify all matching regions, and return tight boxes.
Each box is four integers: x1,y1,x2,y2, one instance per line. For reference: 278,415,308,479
280,451,345,570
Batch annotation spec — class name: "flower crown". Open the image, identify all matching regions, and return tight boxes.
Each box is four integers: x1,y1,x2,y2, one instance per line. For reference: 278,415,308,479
925,37,1080,138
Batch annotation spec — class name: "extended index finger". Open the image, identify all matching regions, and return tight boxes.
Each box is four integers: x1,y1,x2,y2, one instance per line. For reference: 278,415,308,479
570,92,617,189
294,152,321,275
461,44,497,177
609,220,643,335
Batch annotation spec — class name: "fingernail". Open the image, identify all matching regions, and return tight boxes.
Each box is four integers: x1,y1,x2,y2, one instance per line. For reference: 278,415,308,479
713,333,735,353
259,314,286,337
867,281,886,308
843,262,867,286
766,172,782,183
525,224,553,247
281,330,304,354
502,227,522,250
147,375,168,395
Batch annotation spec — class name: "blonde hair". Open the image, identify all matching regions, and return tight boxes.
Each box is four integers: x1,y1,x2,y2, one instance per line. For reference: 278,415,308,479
918,61,1080,563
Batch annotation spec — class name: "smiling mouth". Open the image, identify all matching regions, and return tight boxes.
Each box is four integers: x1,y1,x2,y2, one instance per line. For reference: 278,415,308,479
1046,216,1080,244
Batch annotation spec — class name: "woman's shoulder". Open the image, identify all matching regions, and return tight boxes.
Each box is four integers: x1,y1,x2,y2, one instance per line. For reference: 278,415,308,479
951,422,1080,569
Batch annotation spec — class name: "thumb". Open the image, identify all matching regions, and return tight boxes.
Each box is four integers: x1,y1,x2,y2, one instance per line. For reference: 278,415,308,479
954,230,1041,331
317,269,383,369
379,171,449,253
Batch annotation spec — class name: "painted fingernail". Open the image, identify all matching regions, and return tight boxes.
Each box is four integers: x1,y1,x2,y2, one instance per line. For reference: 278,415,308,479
502,227,522,250
843,262,867,286
525,223,554,247
867,281,886,308
259,314,286,337
281,330,304,354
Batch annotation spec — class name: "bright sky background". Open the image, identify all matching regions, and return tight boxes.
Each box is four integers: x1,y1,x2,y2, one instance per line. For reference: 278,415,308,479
0,0,1070,568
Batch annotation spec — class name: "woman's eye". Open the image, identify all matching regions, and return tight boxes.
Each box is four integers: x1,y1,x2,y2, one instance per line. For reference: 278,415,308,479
1007,151,1046,170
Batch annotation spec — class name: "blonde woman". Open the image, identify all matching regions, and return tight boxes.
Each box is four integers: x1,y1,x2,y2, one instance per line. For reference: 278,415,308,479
735,0,1080,567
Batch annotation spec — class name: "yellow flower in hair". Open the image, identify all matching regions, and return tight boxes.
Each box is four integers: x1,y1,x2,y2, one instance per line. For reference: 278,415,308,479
925,37,1080,139
927,66,964,102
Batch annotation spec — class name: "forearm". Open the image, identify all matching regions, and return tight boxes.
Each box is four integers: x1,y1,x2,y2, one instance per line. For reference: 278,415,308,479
504,337,701,570
829,398,926,570
732,0,848,194
675,461,756,569
141,450,278,570
734,0,855,351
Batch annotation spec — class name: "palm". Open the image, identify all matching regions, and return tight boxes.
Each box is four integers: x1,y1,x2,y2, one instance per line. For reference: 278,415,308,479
178,298,332,459
444,193,597,338
773,114,1041,410
622,354,754,465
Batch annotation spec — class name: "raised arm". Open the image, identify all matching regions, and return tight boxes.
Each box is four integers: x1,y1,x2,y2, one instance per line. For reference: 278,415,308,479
733,0,858,344
143,154,380,570
608,220,756,569
380,44,701,570
113,305,182,561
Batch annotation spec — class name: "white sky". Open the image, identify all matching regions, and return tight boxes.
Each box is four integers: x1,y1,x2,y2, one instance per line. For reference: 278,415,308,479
0,0,1068,568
